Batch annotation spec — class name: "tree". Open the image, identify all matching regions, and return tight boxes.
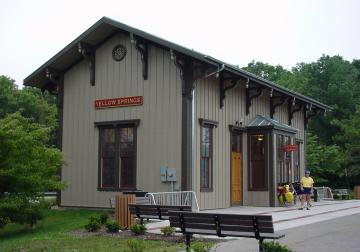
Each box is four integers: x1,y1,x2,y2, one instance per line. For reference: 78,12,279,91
0,75,57,146
0,113,64,228
333,107,360,187
305,133,345,187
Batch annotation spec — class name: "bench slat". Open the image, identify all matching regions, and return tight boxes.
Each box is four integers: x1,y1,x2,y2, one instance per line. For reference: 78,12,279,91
175,216,274,228
181,229,284,239
168,211,272,221
170,220,274,233
129,204,191,209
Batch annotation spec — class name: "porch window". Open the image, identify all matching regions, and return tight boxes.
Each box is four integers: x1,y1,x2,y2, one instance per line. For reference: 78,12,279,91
96,120,139,190
249,134,267,190
276,134,292,184
294,141,301,182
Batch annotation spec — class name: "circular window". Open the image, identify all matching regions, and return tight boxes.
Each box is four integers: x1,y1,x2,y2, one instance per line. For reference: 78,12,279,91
112,45,127,61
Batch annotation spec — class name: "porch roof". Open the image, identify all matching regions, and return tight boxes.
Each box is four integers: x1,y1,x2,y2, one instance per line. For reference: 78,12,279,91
247,115,298,133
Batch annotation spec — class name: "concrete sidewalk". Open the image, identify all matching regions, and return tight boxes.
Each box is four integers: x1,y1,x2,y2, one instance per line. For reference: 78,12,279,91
203,200,360,231
145,200,360,236
211,212,360,252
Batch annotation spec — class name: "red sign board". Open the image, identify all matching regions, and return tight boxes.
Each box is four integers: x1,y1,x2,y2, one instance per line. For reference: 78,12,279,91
95,96,143,109
283,144,298,152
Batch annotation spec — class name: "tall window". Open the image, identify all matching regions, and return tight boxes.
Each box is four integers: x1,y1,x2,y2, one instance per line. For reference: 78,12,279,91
100,128,117,188
294,141,301,182
276,134,292,184
200,126,213,191
249,134,267,190
98,121,137,190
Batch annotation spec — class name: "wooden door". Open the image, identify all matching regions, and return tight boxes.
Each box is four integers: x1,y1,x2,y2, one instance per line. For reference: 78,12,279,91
231,132,243,205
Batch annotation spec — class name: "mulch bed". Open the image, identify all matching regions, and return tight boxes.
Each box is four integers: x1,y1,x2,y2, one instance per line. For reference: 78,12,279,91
69,228,221,244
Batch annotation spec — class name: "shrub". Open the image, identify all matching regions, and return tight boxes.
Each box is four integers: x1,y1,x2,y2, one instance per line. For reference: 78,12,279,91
261,241,294,252
191,241,213,252
106,220,120,233
0,216,9,229
85,216,101,232
127,238,145,252
99,211,109,224
348,192,355,200
333,194,340,200
130,223,147,235
0,196,45,228
89,215,101,223
160,225,175,236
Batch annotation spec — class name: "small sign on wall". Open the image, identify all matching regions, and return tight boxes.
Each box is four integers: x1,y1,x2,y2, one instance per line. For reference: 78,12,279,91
283,144,298,152
95,96,143,109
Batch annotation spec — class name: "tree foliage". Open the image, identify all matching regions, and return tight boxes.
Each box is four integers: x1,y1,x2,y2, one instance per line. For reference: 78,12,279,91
0,76,57,145
0,113,64,227
0,75,62,228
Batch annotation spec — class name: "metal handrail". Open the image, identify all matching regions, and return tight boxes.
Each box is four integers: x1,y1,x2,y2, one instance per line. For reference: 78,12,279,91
145,191,200,211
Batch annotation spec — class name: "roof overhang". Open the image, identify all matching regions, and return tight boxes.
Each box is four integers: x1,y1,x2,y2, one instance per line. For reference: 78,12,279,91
23,16,331,112
247,115,298,134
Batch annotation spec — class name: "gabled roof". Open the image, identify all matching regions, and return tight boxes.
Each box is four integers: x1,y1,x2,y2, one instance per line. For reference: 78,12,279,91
23,16,331,111
247,115,298,133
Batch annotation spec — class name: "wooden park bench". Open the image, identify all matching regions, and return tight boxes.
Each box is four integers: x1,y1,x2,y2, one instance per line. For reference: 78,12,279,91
169,211,284,252
128,204,192,224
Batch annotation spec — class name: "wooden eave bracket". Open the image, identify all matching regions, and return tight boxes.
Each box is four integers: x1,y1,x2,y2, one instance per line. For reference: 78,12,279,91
170,49,194,98
246,79,264,115
44,67,64,107
270,91,287,119
219,73,240,109
288,97,303,125
130,33,148,80
304,104,320,127
78,42,96,86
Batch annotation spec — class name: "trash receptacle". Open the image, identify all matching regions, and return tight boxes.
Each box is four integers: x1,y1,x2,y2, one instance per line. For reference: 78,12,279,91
354,186,360,200
313,188,318,202
115,194,136,229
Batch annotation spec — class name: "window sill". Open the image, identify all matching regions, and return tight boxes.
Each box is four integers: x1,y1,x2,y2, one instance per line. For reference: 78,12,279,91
248,188,268,192
97,187,137,192
200,188,213,192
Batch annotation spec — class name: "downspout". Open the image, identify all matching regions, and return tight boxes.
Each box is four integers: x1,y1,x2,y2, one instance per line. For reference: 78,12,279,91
191,87,196,192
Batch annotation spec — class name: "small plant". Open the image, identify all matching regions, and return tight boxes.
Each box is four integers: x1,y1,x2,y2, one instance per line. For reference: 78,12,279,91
89,215,100,223
348,192,355,200
261,241,294,252
160,225,175,236
85,216,101,232
127,238,145,252
130,223,147,235
191,241,213,252
0,216,9,229
106,220,120,233
99,211,109,224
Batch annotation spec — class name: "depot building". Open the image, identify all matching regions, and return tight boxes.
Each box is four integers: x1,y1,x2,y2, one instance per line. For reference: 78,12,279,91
24,17,330,209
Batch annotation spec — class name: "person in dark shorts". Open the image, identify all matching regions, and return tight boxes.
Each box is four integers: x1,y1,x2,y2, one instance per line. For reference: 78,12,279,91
299,170,314,210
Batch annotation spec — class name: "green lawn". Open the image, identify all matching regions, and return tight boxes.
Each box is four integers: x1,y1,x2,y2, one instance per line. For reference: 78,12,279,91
0,209,184,252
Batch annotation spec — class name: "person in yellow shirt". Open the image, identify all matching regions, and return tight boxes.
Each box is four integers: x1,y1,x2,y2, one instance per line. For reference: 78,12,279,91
299,170,314,210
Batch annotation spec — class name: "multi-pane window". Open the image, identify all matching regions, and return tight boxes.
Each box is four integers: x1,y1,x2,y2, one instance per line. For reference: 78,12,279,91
249,134,267,190
200,126,213,190
294,141,301,182
276,134,292,184
99,124,136,190
100,128,117,188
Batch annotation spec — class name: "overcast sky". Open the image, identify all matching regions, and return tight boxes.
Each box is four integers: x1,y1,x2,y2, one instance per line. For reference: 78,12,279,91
1,0,360,87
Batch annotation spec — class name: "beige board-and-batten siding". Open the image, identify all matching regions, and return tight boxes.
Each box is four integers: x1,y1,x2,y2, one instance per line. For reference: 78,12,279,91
194,76,305,209
61,33,183,208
